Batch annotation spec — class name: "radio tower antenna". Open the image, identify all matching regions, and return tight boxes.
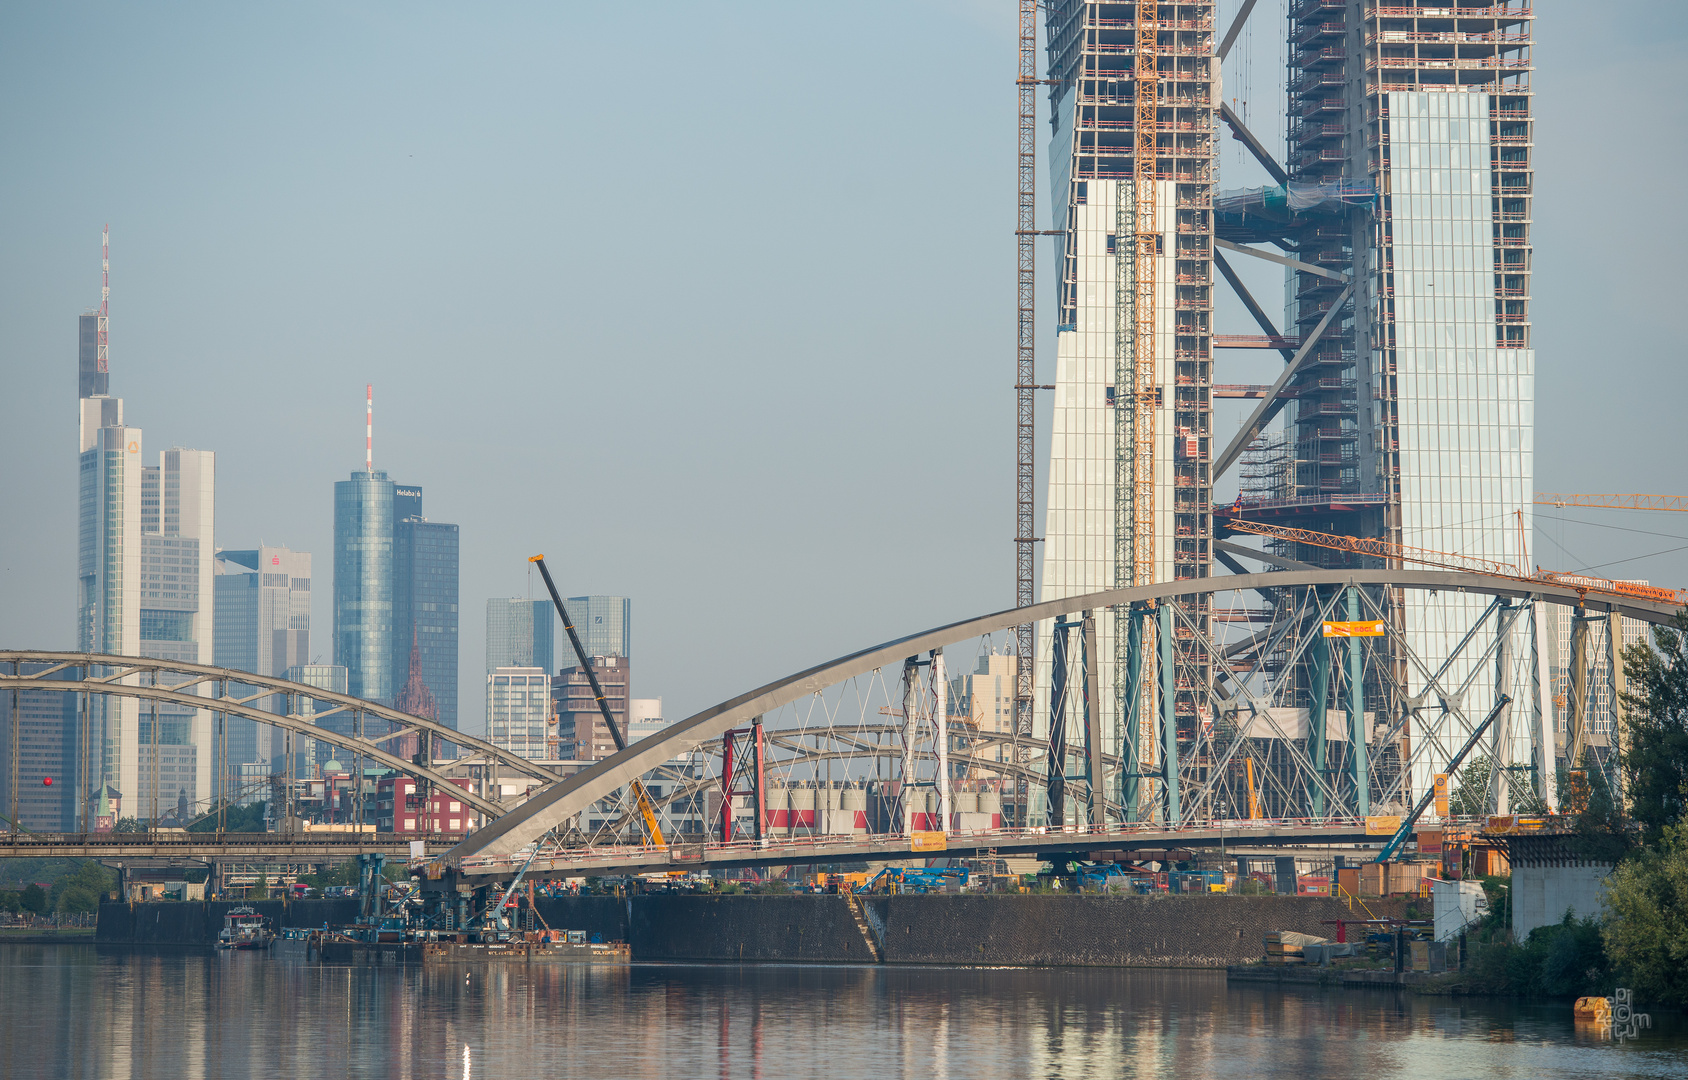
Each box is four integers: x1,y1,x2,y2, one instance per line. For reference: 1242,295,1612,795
365,384,374,471
97,225,110,374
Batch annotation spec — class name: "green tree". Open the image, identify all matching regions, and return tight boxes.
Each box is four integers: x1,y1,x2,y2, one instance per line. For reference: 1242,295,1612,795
1622,612,1688,845
188,801,268,833
56,886,100,914
49,861,115,910
20,883,48,915
1601,814,1688,1008
251,870,269,900
114,817,147,833
0,890,20,914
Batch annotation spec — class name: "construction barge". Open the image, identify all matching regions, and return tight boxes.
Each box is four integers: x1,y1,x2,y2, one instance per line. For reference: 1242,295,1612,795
298,853,630,967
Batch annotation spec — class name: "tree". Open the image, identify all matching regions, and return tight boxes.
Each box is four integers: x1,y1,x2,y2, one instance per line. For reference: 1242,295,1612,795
1601,814,1688,1008
20,884,48,915
56,886,99,914
49,861,115,910
0,890,20,914
251,870,269,900
1622,612,1688,845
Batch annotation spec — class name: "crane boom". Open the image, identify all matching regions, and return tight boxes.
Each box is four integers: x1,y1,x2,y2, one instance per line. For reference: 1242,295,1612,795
1535,493,1688,512
1218,514,1685,607
528,555,665,847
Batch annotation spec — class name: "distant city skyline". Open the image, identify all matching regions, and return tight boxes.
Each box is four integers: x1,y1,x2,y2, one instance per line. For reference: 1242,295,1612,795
2,3,1683,745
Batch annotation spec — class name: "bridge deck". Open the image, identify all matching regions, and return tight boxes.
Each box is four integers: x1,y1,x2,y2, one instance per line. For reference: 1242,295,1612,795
454,820,1381,880
0,832,463,863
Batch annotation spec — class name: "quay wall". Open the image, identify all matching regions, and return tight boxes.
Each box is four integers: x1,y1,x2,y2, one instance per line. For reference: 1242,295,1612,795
858,894,1408,968
96,898,360,945
100,894,1407,966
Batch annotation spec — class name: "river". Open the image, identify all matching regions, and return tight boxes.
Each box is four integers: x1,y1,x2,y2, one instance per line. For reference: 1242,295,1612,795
1,946,1684,1078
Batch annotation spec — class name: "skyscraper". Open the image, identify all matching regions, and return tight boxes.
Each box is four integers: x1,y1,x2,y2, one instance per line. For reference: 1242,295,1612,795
394,510,459,731
214,545,312,771
1031,3,1538,816
136,446,216,813
486,599,554,674
75,229,222,816
0,665,79,831
332,396,458,732
333,467,396,704
1034,2,1216,822
567,595,630,660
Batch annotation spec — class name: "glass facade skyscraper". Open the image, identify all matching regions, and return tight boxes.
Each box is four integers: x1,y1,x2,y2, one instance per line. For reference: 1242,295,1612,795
486,599,554,674
395,516,459,731
333,469,396,704
567,595,630,660
333,467,458,731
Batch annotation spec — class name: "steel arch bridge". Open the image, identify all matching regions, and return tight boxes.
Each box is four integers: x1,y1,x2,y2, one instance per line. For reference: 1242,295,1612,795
3,568,1674,874
0,653,558,821
441,568,1679,869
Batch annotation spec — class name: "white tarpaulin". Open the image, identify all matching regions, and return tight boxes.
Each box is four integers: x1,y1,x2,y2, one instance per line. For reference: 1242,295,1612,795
1234,707,1379,743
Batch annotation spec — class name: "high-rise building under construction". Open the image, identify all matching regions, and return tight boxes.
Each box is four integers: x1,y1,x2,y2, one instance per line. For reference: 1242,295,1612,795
1034,2,1536,820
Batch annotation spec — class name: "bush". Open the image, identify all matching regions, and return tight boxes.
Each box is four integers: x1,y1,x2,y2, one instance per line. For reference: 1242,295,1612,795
1456,912,1611,998
56,886,99,914
1601,815,1688,1008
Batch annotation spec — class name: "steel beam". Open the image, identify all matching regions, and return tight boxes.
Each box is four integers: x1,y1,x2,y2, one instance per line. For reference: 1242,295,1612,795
1081,613,1104,828
1219,102,1289,185
440,570,1679,861
1159,603,1180,825
1217,238,1348,283
1216,0,1258,61
1212,283,1354,480
1214,252,1296,361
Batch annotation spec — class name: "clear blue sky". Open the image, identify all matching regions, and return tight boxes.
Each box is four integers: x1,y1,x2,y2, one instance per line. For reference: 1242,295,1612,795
2,2,1684,737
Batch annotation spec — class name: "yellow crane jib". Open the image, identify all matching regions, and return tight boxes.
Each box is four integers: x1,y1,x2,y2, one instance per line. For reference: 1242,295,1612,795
528,555,665,848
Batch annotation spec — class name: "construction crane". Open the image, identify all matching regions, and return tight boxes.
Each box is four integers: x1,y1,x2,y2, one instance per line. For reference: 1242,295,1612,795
527,555,665,847
1535,493,1688,512
1216,513,1686,608
1130,3,1158,588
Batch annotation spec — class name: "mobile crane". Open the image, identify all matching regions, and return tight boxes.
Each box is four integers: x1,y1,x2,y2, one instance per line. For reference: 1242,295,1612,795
528,555,665,847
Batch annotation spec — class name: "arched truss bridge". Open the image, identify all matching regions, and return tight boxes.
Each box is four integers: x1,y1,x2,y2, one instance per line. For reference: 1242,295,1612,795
2,568,1676,870
0,653,558,820
444,568,1680,865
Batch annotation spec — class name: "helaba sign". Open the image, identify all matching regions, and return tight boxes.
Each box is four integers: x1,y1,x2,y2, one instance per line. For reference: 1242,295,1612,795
396,487,422,498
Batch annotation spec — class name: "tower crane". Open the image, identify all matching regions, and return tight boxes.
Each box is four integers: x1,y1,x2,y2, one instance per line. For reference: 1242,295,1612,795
1215,513,1685,608
1535,493,1688,512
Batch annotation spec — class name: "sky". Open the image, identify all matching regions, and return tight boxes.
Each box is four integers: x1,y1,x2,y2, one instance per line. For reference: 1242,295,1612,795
2,1,1685,740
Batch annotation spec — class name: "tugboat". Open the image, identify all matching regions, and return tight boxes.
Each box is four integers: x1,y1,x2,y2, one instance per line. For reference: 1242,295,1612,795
217,906,276,950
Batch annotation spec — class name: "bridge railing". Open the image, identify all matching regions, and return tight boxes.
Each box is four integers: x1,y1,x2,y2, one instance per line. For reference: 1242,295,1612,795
455,816,1373,874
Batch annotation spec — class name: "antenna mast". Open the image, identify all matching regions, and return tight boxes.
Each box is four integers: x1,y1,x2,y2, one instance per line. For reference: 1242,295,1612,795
98,225,110,374
366,384,374,471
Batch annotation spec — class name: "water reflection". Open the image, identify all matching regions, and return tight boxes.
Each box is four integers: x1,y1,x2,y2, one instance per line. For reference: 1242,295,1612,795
0,947,1682,1079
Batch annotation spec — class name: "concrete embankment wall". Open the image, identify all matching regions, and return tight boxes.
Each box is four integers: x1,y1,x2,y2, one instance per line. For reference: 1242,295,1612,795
100,894,1407,967
859,894,1408,968
96,898,361,945
628,895,878,963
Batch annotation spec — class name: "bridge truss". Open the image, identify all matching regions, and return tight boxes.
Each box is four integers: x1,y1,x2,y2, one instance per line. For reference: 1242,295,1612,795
1,569,1670,874
447,569,1677,866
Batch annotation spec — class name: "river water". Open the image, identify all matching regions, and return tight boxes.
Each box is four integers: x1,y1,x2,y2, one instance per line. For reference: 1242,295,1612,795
2,946,1684,1079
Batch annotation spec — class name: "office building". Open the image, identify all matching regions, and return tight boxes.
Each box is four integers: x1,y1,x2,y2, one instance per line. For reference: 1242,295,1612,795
134,446,216,816
554,656,631,761
1034,1,1217,821
568,595,630,660
1031,3,1537,814
394,505,459,731
333,453,459,732
75,239,219,815
284,663,349,775
485,598,554,674
213,545,311,775
628,698,666,744
487,667,553,761
333,468,397,705
0,665,80,831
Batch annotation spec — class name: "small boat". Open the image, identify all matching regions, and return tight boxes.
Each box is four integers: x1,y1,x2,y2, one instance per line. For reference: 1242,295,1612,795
217,906,276,950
